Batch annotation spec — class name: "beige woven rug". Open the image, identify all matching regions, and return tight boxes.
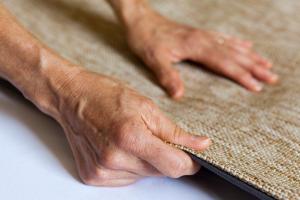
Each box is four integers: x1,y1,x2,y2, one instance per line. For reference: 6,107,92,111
3,0,300,199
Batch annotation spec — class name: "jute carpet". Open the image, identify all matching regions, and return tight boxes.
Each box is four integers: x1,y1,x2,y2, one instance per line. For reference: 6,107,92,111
2,0,300,199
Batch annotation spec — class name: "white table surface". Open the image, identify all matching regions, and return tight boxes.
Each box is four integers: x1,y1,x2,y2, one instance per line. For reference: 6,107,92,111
0,80,257,200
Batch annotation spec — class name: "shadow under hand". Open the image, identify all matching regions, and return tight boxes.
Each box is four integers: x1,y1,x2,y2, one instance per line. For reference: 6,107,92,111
0,78,258,199
0,79,79,181
0,0,156,184
183,169,258,200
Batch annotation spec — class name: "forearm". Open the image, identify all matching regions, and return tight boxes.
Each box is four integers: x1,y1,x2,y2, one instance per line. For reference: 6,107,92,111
0,5,83,118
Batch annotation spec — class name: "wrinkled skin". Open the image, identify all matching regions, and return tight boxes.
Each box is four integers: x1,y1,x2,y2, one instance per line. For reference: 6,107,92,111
0,3,211,187
126,10,278,99
0,0,279,188
57,70,211,186
61,4,277,185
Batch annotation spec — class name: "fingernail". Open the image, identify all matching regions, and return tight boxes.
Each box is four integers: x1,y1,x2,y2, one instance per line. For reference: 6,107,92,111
202,137,212,146
250,79,263,92
265,61,273,68
170,85,184,100
270,74,279,83
198,136,212,146
171,90,181,100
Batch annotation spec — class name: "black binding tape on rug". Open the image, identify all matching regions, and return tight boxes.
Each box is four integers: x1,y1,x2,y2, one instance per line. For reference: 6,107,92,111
189,154,275,200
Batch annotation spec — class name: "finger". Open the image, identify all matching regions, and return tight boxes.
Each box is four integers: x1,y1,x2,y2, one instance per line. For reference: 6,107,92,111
72,137,142,186
126,128,201,178
78,155,142,186
220,64,263,92
233,53,278,84
248,65,278,84
250,52,273,69
86,166,142,186
220,36,271,69
99,147,164,177
141,109,212,151
156,117,211,151
189,49,263,92
210,31,233,42
230,45,272,69
148,59,184,99
211,31,252,48
90,178,139,187
76,158,142,187
228,42,252,54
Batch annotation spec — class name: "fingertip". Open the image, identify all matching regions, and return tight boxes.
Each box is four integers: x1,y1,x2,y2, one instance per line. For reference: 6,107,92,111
243,41,253,48
197,136,212,150
253,84,263,92
268,74,279,84
189,162,201,175
245,77,263,92
265,61,273,68
170,85,184,100
251,65,278,85
159,70,184,100
252,53,272,69
258,56,273,69
167,78,184,100
187,135,212,151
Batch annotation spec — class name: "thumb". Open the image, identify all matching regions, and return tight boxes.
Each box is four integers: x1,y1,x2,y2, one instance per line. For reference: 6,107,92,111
150,59,184,99
166,123,211,152
149,112,212,151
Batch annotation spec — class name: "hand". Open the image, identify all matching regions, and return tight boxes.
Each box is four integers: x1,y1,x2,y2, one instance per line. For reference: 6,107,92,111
53,69,211,186
126,10,278,99
0,2,211,187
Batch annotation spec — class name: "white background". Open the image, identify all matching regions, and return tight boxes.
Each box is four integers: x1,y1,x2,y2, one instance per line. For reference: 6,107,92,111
0,80,257,200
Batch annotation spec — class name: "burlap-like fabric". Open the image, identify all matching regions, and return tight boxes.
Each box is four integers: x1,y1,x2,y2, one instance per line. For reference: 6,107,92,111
3,0,300,199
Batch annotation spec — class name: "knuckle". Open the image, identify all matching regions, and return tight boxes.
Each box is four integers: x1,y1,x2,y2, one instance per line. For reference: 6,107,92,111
95,168,109,180
114,121,133,144
145,44,166,62
81,176,96,186
80,168,108,186
99,151,122,169
168,161,188,178
114,119,138,150
81,176,98,186
186,29,201,40
140,97,155,110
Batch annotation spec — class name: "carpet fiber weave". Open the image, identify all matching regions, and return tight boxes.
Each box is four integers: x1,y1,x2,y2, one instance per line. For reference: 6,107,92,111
3,0,300,199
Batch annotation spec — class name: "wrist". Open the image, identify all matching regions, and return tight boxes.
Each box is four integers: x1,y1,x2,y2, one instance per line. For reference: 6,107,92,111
109,0,153,29
0,5,85,120
1,43,84,119
31,48,85,119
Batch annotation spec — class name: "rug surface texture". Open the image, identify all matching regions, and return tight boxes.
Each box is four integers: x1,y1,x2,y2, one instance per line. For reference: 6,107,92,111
3,0,300,199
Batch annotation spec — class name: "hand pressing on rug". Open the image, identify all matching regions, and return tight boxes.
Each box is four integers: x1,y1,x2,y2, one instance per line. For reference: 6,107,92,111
0,4,211,186
109,0,279,99
53,69,211,186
